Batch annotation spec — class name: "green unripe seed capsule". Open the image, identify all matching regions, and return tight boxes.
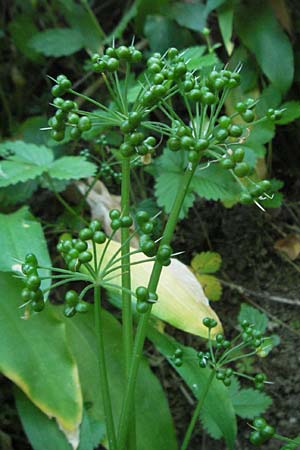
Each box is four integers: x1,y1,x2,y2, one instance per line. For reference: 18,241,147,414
61,100,74,112
261,425,275,439
188,150,199,163
116,45,131,60
64,306,76,318
136,286,149,301
174,358,183,367
25,254,38,266
65,290,79,307
174,348,183,358
202,92,216,105
121,216,133,228
235,101,247,113
109,209,121,220
253,417,267,429
189,89,202,102
242,109,255,122
70,127,81,139
136,211,150,224
228,124,243,137
260,180,272,192
233,147,245,162
129,132,144,146
120,143,134,157
111,219,121,230
68,248,79,259
218,116,231,128
89,219,101,232
93,231,106,244
32,299,45,312
21,288,31,301
68,113,79,125
75,240,88,252
53,97,64,107
51,84,64,97
128,111,142,127
216,333,224,343
221,158,234,170
234,162,249,177
78,116,92,132
168,137,181,151
50,130,65,141
202,317,217,328
107,58,119,71
79,228,93,241
215,129,228,142
250,431,263,446
195,139,209,151
26,275,41,290
78,251,92,263
181,136,194,149
136,301,150,313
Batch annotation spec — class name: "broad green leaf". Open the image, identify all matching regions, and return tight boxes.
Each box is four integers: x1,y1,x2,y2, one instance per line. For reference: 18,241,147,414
144,15,193,53
171,2,207,31
196,274,222,301
0,273,82,437
228,379,272,419
8,15,41,61
15,388,105,450
172,0,226,31
191,252,222,274
29,28,84,57
217,0,234,55
238,303,268,333
235,2,294,93
148,327,237,449
135,0,170,34
48,157,97,181
61,1,104,52
94,239,222,338
15,388,72,450
65,308,178,450
255,85,282,117
0,207,51,286
276,101,300,125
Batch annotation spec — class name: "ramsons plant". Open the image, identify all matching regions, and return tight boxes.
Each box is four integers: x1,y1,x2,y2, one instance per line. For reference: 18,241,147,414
16,44,285,450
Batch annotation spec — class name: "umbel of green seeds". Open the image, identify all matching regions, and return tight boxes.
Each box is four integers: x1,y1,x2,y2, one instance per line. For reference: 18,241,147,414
21,253,45,312
249,417,275,446
64,289,89,318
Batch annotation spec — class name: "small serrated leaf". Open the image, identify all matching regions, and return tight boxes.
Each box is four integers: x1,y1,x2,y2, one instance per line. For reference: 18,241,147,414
0,140,54,165
29,28,84,57
191,252,222,274
230,388,272,419
0,161,46,187
238,303,268,333
196,274,222,301
192,164,241,203
48,157,97,181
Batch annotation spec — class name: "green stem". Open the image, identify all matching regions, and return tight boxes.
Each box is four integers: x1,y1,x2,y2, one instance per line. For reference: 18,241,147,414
117,162,198,449
94,286,117,450
120,157,136,450
180,370,215,450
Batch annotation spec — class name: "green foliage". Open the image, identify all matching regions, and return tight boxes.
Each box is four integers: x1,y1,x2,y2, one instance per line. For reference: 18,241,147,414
0,273,82,437
29,28,84,57
238,303,268,333
154,150,241,219
8,14,41,61
235,1,294,94
65,309,178,450
0,141,96,189
144,16,193,52
0,207,51,283
148,327,237,449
